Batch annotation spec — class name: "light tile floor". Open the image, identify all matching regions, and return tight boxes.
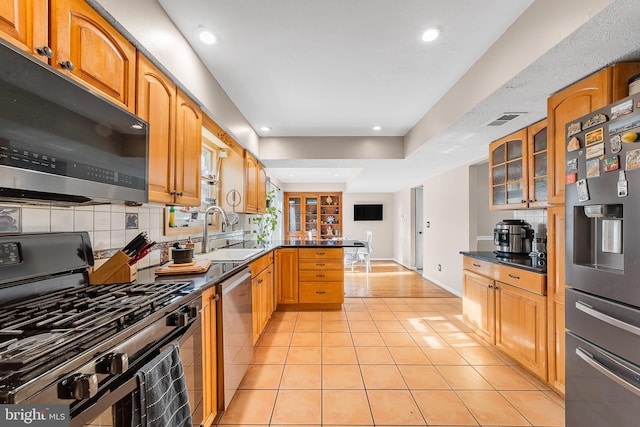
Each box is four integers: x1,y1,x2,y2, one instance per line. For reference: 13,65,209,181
219,297,565,427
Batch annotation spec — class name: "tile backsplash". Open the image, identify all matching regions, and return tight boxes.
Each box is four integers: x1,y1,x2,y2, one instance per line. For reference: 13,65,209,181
513,209,548,242
0,203,257,270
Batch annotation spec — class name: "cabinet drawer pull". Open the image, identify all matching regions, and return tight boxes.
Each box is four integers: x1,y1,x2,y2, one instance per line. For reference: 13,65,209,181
315,274,325,278
316,263,325,267
472,263,481,268
508,273,520,280
316,251,325,255
315,291,326,295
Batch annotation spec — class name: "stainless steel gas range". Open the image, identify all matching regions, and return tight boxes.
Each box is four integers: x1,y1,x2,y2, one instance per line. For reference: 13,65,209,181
0,232,203,426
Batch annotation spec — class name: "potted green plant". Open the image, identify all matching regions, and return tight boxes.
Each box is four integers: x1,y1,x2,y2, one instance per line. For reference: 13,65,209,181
252,189,280,247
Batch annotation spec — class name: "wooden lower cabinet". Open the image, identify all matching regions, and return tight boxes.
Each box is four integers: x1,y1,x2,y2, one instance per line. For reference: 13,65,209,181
298,248,344,305
462,271,495,344
250,253,274,345
495,282,547,379
462,256,547,381
200,286,218,427
275,248,344,309
547,206,566,394
275,248,299,306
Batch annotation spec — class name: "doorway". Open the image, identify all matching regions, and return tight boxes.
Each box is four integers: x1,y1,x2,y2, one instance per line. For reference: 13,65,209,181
413,186,424,272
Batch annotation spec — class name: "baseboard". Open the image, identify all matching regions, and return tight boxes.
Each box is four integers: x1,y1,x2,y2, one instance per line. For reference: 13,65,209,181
391,258,462,298
420,274,462,298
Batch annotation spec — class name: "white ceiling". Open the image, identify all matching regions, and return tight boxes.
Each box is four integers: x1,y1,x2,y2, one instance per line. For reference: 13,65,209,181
156,0,640,192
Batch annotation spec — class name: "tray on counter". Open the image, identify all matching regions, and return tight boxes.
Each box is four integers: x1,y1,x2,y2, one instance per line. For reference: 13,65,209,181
155,259,212,275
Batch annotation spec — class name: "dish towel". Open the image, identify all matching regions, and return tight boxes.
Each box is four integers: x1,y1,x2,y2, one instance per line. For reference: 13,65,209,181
131,343,192,427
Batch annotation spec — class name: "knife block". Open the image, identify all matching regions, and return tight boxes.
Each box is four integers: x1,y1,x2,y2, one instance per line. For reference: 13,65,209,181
89,250,138,285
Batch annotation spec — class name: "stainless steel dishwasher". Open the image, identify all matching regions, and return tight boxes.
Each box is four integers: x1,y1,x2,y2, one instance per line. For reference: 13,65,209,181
218,266,253,410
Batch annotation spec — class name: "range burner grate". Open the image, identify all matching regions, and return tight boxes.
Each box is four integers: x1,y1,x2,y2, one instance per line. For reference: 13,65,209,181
0,281,192,372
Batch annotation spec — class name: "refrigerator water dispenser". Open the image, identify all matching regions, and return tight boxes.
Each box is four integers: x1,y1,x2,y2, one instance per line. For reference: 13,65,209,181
573,204,623,271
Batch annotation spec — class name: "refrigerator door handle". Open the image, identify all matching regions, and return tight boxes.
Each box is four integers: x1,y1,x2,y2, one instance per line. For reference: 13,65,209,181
576,300,640,337
576,347,640,397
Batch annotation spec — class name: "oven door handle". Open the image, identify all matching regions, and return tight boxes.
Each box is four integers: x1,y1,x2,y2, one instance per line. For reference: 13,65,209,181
576,300,640,337
576,347,640,397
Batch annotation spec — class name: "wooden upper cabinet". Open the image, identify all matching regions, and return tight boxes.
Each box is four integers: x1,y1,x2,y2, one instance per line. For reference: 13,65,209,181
489,128,529,209
245,152,259,213
547,63,640,204
138,54,201,206
51,0,136,112
174,89,202,206
547,71,610,205
0,0,48,61
257,165,267,214
527,119,548,208
137,54,176,204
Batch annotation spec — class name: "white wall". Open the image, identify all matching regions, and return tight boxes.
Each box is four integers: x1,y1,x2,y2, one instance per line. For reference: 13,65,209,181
342,193,394,259
422,164,471,296
392,188,413,268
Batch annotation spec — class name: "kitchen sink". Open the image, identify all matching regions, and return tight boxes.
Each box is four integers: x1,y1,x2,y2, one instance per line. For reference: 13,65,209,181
195,247,265,261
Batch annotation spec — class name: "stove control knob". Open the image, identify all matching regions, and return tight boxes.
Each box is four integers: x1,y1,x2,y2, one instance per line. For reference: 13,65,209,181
167,312,189,327
189,306,198,319
97,353,129,374
59,373,98,400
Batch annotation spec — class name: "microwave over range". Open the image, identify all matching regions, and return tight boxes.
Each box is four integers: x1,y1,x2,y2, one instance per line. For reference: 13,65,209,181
0,39,149,205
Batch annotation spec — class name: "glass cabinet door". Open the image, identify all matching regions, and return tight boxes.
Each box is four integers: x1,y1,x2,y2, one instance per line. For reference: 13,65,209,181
287,196,302,233
528,120,548,206
304,196,318,237
489,129,528,209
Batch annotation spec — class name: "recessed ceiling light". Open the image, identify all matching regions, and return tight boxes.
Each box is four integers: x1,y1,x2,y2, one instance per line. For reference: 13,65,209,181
195,26,218,44
260,126,271,132
372,125,382,131
421,27,440,43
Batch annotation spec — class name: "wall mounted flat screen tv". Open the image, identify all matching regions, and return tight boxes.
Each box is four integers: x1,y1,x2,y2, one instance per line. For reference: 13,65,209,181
354,204,383,221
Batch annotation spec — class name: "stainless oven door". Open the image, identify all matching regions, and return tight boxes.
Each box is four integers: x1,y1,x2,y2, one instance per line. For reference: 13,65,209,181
70,296,203,427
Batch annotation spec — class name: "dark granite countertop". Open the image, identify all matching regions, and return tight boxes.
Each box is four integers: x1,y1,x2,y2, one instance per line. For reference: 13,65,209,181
460,251,547,275
136,239,365,290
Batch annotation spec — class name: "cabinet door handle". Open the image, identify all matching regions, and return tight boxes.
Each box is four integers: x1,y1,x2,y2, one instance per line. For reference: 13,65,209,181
488,284,493,289
59,60,75,71
508,273,520,280
472,263,481,268
36,46,53,58
257,278,264,284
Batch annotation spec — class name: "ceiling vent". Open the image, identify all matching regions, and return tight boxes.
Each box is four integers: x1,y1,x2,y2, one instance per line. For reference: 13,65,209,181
485,112,525,126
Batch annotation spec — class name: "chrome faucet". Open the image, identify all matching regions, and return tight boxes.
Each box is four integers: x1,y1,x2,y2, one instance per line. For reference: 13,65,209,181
202,205,230,253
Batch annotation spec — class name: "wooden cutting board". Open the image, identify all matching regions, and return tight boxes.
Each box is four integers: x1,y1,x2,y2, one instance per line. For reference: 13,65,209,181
155,259,212,275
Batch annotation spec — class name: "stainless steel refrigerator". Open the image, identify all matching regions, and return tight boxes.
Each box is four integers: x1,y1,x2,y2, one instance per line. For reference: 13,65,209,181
565,93,640,426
